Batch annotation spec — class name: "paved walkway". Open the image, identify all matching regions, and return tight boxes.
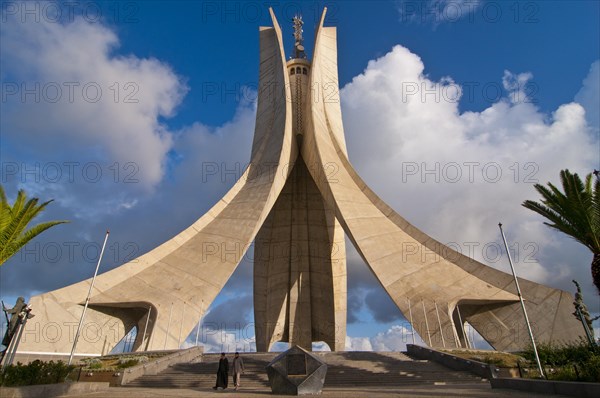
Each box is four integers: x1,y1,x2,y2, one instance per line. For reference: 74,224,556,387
61,384,568,398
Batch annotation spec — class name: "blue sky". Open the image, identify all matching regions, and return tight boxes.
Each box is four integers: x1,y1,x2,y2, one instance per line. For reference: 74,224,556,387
1,0,599,353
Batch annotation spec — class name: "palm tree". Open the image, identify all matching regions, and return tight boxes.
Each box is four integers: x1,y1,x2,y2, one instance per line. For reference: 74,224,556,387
0,185,69,266
522,169,600,294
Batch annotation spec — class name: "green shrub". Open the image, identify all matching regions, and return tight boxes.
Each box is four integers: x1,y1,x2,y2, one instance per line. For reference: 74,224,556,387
81,358,103,369
519,339,600,382
0,360,76,386
580,355,600,382
546,365,578,381
116,355,148,369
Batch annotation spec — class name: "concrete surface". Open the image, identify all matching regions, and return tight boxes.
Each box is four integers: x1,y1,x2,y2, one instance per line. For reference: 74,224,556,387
490,377,600,398
49,384,569,398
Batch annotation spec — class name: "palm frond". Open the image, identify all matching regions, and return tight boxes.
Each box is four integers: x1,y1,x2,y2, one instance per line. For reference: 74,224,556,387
0,221,68,264
0,184,68,267
0,185,7,206
522,169,599,253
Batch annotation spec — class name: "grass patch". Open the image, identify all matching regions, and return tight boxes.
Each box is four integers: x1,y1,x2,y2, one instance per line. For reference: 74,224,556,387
79,352,168,371
440,349,523,368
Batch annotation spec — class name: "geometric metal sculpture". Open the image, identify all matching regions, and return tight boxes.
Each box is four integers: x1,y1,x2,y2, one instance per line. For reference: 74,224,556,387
266,345,327,395
17,8,584,360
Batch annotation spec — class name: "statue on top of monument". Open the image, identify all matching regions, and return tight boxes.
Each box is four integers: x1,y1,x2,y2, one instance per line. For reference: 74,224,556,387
292,15,306,59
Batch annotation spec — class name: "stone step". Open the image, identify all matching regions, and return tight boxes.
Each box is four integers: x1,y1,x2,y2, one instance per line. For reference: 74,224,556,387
124,351,486,389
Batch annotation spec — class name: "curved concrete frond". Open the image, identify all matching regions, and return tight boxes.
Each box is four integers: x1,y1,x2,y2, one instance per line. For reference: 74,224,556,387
20,9,295,356
302,8,583,351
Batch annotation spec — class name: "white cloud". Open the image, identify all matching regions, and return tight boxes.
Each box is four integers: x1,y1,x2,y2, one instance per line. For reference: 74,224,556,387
342,45,598,308
345,335,373,351
182,328,256,353
312,342,332,351
575,60,600,131
346,325,424,351
502,70,534,105
1,14,186,191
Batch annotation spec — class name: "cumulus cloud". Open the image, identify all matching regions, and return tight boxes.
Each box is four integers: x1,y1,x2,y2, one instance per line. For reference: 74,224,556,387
347,289,365,324
183,329,256,353
342,45,598,310
575,60,600,131
1,12,186,215
364,289,403,323
312,341,332,351
202,294,254,330
346,325,424,351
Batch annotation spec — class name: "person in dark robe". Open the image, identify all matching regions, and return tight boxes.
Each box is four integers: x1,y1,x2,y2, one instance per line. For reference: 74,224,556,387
213,352,229,389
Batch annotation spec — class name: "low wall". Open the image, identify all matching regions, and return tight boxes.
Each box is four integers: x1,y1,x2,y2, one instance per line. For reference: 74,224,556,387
119,346,203,385
406,344,498,379
490,377,600,398
76,369,124,387
0,382,109,398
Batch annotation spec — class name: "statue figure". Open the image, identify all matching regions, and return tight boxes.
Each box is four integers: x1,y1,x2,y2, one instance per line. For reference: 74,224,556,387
2,297,27,350
572,280,599,344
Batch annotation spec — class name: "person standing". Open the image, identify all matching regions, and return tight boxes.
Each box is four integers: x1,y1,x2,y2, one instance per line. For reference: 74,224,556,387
213,352,228,390
232,352,245,390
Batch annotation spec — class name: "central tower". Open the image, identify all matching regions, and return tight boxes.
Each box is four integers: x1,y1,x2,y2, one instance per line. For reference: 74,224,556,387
254,14,347,351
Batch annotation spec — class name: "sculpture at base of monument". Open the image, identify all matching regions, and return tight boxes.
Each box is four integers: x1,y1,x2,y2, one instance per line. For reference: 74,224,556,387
2,297,26,349
266,345,327,395
1,297,34,365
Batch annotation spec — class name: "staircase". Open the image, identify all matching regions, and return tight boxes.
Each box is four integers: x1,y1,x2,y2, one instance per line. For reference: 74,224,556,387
123,351,487,390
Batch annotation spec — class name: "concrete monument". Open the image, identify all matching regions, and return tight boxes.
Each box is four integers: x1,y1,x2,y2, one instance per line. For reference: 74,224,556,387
17,9,584,360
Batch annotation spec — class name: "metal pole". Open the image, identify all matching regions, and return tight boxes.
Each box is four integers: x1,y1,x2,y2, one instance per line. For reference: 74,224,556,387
1,301,9,326
448,308,461,348
124,330,131,353
68,230,110,365
142,306,152,351
575,306,596,346
195,301,203,346
465,322,475,349
128,330,134,352
164,303,173,350
407,298,415,344
499,223,545,378
434,301,446,348
456,305,470,349
421,300,432,347
178,303,186,348
5,311,32,368
3,321,23,367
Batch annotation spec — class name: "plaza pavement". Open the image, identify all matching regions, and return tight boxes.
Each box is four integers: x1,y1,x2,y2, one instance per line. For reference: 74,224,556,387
58,384,567,398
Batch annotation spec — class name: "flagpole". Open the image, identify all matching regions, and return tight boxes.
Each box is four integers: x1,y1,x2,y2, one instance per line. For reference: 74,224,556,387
142,305,152,351
499,223,544,378
68,230,110,365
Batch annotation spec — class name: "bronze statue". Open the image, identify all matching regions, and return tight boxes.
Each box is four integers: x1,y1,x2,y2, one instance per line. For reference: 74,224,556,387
2,297,27,349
